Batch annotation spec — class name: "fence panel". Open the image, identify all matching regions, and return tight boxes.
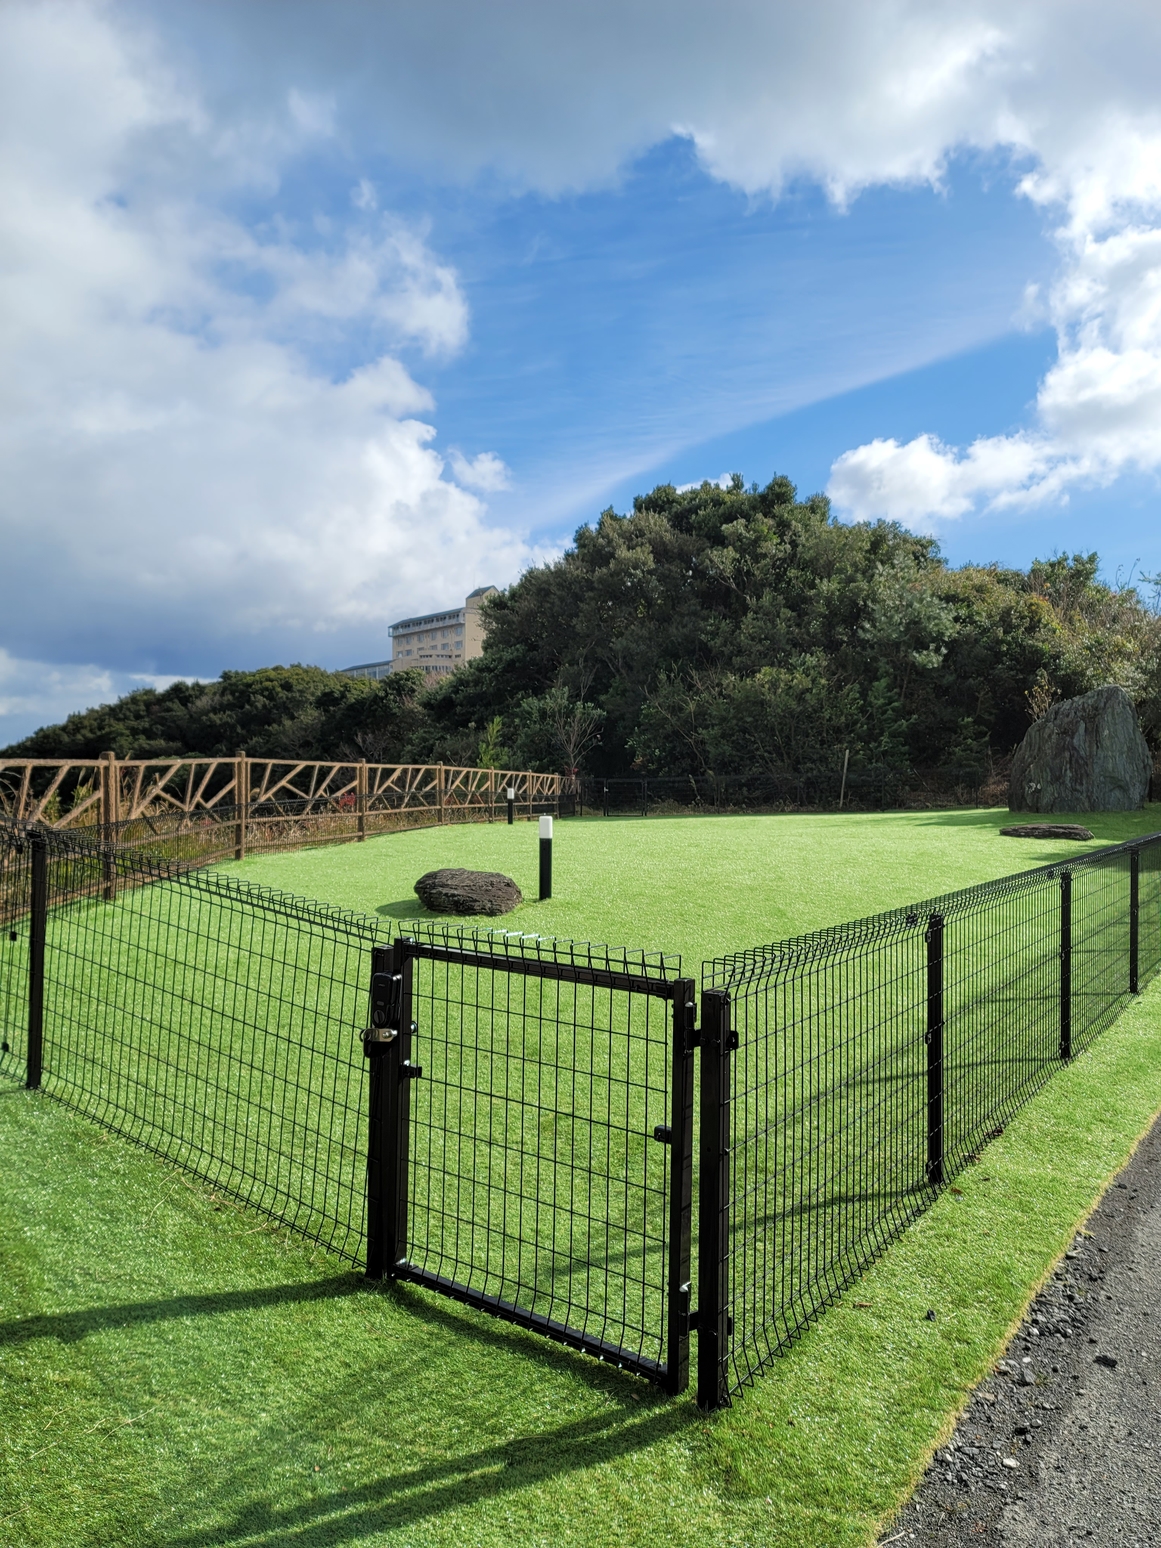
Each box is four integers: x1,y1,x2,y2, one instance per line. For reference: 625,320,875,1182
0,824,31,1083
367,927,692,1389
700,834,1161,1406
1,822,377,1263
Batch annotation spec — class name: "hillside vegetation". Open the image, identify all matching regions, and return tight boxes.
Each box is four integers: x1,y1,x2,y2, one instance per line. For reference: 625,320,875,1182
9,476,1161,779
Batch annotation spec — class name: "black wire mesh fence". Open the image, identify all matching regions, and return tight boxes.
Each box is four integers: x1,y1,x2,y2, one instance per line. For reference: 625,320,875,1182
0,818,693,1389
1,818,377,1262
697,832,1161,1406
3,813,1160,1409
365,928,695,1388
572,764,993,818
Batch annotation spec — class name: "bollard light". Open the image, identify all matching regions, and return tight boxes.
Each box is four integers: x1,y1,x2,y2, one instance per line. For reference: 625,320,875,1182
539,813,553,900
506,786,516,826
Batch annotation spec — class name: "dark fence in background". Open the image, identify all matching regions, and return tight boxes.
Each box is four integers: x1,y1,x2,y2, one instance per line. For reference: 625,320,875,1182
3,814,1159,1409
570,764,994,818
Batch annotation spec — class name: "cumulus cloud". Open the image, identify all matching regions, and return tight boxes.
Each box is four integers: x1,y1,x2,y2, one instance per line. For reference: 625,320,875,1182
149,0,1161,528
150,1,1161,202
0,0,526,705
828,207,1161,525
9,0,1161,739
447,450,512,492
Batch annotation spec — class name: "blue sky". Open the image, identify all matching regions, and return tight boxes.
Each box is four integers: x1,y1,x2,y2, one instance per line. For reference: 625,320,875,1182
2,1,1160,743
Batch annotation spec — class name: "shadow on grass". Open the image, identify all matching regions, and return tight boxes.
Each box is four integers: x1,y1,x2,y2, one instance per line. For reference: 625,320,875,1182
161,1398,691,1548
376,899,427,920
0,1274,366,1345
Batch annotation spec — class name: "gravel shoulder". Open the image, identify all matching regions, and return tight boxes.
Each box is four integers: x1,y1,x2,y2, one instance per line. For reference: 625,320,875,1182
881,1112,1161,1547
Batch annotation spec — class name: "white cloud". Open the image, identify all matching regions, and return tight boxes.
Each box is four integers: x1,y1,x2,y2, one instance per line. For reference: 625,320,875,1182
676,474,735,493
148,0,1161,528
447,450,512,492
0,0,526,704
8,0,1161,733
828,210,1161,525
153,2,1161,203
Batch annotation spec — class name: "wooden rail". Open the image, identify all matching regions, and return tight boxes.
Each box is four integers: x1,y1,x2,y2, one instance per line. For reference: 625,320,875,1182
0,757,561,857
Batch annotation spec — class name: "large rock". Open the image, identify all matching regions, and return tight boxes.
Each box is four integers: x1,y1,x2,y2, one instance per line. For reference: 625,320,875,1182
414,868,523,916
1008,685,1151,813
1000,823,1095,840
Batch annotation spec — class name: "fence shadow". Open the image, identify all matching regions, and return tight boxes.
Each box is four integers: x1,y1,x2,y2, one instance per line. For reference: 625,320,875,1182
158,1399,689,1548
0,1275,365,1347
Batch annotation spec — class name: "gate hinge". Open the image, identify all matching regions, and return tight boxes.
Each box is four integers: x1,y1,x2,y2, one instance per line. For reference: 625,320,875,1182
726,1030,739,1051
402,1062,423,1080
653,1124,672,1144
687,1312,733,1337
679,1283,694,1334
682,999,700,1052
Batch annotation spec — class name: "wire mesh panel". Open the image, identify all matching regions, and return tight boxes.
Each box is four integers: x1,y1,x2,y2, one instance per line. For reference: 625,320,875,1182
1,819,377,1263
371,926,693,1389
701,832,1161,1406
0,824,31,1082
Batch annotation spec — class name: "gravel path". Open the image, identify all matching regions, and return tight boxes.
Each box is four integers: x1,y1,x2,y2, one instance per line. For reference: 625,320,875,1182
881,1113,1161,1547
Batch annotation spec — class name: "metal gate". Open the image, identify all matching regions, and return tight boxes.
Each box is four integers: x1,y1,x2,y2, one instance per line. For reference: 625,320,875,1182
363,931,695,1393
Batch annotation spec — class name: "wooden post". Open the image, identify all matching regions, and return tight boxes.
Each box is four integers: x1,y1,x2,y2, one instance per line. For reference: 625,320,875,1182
357,759,368,841
437,764,445,825
102,750,119,901
488,768,495,823
234,751,248,861
838,747,850,810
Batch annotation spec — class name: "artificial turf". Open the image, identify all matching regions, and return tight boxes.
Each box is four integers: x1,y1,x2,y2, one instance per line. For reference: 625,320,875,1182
216,804,1161,968
4,805,1161,1546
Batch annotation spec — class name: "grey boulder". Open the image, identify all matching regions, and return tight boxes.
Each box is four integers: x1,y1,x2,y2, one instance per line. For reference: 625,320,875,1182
1009,685,1151,813
414,867,523,916
1000,823,1095,840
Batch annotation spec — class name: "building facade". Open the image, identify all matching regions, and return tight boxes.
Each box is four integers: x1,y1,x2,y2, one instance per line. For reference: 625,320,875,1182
341,586,497,682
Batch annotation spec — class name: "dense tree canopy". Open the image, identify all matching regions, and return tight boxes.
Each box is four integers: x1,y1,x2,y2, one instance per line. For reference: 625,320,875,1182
415,477,1161,779
8,476,1161,780
4,665,427,765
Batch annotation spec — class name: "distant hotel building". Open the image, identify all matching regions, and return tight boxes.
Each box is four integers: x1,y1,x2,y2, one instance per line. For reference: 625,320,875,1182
341,586,498,682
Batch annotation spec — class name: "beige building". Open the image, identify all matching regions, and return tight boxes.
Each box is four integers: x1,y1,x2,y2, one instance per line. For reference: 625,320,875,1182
341,586,498,682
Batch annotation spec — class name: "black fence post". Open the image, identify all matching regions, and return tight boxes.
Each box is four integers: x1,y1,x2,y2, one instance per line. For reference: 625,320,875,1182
1130,848,1140,995
1060,870,1072,1061
27,831,46,1091
925,912,944,1187
539,815,553,900
602,782,609,818
697,986,732,1410
665,980,696,1395
364,940,413,1279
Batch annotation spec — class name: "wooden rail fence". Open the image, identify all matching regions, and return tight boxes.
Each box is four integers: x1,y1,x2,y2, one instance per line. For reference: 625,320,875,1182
0,756,561,866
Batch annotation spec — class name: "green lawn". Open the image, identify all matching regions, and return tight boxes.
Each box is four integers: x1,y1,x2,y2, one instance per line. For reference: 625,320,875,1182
4,805,1161,1546
217,804,1161,967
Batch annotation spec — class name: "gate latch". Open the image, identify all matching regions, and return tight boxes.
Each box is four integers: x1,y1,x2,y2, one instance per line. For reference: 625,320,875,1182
363,971,402,1054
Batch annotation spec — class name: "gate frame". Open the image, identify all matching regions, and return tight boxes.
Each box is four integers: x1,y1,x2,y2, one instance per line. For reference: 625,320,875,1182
365,935,695,1394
